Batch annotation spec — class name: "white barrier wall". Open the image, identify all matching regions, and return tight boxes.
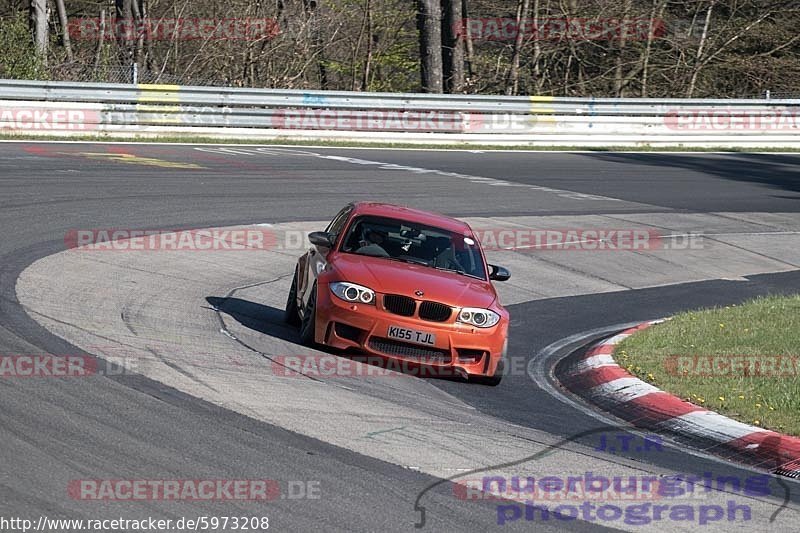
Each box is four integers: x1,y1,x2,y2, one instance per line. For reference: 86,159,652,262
0,79,798,147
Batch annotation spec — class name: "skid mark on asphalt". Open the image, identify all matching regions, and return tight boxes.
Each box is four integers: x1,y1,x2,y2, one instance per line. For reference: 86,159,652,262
362,426,407,439
206,273,333,386
146,346,220,393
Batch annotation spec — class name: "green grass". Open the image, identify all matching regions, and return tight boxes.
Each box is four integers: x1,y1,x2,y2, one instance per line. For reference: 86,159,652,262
1,132,799,152
615,295,800,436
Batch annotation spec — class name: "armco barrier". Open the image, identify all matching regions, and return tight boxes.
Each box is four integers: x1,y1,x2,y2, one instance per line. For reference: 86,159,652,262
0,79,799,147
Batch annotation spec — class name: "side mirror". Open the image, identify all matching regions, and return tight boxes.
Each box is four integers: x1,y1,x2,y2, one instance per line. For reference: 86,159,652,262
488,264,511,281
308,231,333,248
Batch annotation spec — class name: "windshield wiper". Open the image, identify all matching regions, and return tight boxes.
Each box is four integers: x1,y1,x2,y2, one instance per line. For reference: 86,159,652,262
386,256,429,266
432,265,484,280
383,256,485,279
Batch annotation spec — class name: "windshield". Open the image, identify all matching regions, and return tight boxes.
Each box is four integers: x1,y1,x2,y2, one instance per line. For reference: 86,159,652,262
340,215,487,280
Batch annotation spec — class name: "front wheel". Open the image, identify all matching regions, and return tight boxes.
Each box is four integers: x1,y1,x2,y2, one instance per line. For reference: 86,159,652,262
284,268,301,326
472,359,504,386
298,281,318,346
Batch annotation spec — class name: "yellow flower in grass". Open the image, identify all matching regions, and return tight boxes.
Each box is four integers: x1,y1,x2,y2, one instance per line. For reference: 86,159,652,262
719,323,725,328
755,403,762,408
718,396,725,402
753,420,761,426
738,395,745,399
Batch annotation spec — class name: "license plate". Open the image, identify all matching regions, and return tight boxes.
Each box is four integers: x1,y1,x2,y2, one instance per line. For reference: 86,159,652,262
387,325,436,346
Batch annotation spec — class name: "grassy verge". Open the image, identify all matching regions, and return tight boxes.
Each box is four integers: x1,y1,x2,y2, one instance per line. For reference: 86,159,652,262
615,295,800,436
1,132,799,152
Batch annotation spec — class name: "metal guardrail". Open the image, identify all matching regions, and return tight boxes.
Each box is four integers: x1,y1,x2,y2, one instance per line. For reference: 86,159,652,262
1,79,799,147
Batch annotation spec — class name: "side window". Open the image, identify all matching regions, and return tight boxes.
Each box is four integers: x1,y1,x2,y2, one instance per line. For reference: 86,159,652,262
325,206,353,244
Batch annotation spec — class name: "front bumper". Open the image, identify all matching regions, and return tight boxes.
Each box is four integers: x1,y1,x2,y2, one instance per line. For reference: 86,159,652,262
314,284,508,377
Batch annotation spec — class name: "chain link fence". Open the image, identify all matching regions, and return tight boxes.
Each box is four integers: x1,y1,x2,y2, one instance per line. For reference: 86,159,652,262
762,91,800,100
47,61,229,86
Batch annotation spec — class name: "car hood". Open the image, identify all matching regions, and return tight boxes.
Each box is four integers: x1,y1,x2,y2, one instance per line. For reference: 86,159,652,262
329,253,497,308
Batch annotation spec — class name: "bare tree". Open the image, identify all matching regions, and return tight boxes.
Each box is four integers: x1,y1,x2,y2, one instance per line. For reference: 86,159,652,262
530,0,542,93
442,0,464,93
304,0,328,89
613,0,632,96
417,0,443,92
93,8,106,71
54,0,73,61
506,0,529,95
29,0,47,61
461,0,474,86
640,0,668,97
8,0,799,97
115,0,135,72
686,0,715,97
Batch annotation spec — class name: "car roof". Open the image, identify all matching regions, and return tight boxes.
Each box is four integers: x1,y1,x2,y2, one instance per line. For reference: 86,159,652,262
349,202,471,233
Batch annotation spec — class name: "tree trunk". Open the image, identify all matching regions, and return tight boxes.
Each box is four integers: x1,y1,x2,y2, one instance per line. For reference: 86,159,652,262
613,0,632,97
687,1,715,97
54,0,73,61
461,0,474,86
530,0,542,93
93,9,106,71
506,0,530,95
303,0,327,89
417,0,443,93
442,0,464,93
29,0,48,61
115,0,135,75
362,0,374,91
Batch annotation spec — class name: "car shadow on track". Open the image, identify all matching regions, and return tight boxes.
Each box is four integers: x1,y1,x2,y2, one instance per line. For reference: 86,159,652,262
205,295,469,383
206,296,299,343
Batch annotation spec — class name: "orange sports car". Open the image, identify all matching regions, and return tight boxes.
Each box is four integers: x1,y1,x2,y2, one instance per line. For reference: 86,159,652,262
285,202,510,385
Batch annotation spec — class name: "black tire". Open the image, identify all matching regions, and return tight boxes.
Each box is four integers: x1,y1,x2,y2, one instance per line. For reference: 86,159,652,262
298,281,318,346
472,359,504,386
284,268,301,326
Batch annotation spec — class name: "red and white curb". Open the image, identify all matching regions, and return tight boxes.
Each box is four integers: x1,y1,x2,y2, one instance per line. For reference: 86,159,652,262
561,320,800,478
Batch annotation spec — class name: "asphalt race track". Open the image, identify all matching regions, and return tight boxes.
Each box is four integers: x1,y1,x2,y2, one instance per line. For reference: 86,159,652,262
2,142,800,532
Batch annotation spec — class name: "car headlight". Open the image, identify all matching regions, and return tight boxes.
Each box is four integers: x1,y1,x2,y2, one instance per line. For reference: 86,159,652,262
457,307,500,328
330,282,375,305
